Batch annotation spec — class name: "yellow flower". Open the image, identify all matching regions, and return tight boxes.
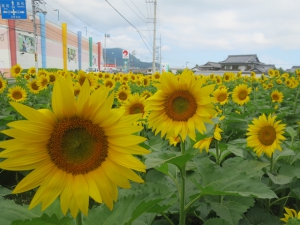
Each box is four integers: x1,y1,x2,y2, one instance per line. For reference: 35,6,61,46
213,88,229,105
73,82,81,97
271,90,284,103
0,77,149,218
104,78,116,90
27,79,41,94
246,114,286,157
140,90,153,100
115,89,131,104
232,84,251,106
0,76,8,93
122,93,148,119
281,207,300,224
194,137,213,153
28,67,36,75
268,69,275,77
168,135,181,146
10,64,22,78
48,72,57,84
152,72,161,82
37,75,49,90
7,85,27,102
146,71,215,140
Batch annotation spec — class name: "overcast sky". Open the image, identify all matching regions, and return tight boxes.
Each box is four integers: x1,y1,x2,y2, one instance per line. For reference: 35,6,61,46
33,0,300,69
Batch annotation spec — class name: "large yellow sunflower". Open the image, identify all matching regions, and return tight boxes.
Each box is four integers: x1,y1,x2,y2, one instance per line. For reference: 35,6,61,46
146,71,216,140
246,114,286,157
232,84,252,105
10,64,22,78
0,77,149,218
7,86,27,102
213,88,229,105
0,76,8,93
271,90,284,103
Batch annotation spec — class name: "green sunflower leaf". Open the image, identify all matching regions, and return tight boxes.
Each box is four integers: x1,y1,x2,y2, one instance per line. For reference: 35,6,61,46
0,198,65,225
11,214,72,225
85,179,176,225
203,218,231,225
191,158,276,199
206,196,254,225
238,207,282,225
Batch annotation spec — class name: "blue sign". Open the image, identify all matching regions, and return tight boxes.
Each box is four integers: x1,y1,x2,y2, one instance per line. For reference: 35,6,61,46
1,0,27,19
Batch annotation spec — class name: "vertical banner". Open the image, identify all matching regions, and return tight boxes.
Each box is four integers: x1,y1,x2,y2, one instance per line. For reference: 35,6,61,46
62,23,67,70
97,42,101,71
39,13,46,68
77,31,82,70
8,20,17,73
89,37,92,67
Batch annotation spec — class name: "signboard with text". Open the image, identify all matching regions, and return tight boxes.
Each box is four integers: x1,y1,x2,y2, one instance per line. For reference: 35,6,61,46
1,0,27,19
122,49,129,59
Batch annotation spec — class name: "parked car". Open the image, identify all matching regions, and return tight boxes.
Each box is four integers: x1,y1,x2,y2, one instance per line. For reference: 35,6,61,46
85,67,99,72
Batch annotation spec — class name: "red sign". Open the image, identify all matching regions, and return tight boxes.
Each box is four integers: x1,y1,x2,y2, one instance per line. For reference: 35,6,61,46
104,64,116,68
122,49,129,59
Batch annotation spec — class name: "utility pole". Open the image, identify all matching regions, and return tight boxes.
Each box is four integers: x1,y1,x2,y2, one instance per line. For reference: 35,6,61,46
152,0,157,74
31,0,46,73
159,35,162,72
104,33,110,71
146,0,157,73
132,50,136,69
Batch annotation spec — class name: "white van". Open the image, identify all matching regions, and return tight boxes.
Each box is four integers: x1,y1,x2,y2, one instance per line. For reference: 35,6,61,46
85,67,99,72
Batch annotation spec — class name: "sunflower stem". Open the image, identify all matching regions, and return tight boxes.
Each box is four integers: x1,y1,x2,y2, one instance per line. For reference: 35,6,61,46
179,140,186,225
293,90,300,114
269,153,274,174
215,139,220,165
75,211,83,225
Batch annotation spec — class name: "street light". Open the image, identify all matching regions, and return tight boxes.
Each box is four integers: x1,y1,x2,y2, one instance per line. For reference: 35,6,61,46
53,9,59,25
186,61,189,68
112,52,116,68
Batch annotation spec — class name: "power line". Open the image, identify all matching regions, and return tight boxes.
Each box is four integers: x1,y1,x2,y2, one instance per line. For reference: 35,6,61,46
130,0,147,19
105,0,152,54
123,0,146,23
48,0,106,35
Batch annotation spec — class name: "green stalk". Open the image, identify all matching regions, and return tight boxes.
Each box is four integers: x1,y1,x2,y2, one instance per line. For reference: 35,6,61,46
179,140,186,225
293,90,300,114
215,139,220,165
267,154,274,212
75,211,83,225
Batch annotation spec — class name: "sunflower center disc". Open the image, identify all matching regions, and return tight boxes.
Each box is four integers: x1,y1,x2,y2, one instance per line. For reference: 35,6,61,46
272,94,279,100
15,68,20,74
0,81,3,88
238,90,248,100
217,93,227,102
105,81,113,88
258,126,276,146
47,118,108,175
119,92,128,100
165,90,197,121
12,91,22,100
130,104,144,114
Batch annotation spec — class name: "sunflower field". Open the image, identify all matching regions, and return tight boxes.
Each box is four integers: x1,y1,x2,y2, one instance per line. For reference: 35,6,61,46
0,65,300,225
